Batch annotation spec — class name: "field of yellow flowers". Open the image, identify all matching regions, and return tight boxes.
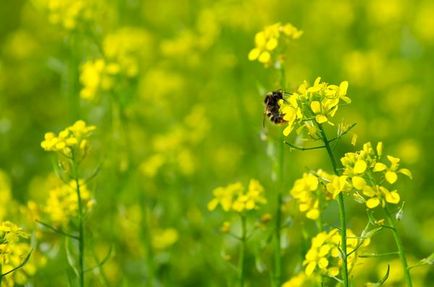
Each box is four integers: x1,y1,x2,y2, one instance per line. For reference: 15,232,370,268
0,0,433,286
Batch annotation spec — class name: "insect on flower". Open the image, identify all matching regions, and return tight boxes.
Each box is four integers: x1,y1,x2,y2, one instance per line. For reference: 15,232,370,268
263,90,288,126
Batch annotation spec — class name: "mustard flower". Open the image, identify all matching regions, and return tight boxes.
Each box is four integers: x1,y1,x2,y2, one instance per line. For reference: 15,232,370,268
79,28,152,101
208,179,266,213
0,221,42,286
303,228,369,278
0,221,29,268
34,0,91,30
340,142,412,209
79,59,119,101
232,179,267,213
279,77,350,138
290,173,320,220
248,22,302,66
41,120,95,158
44,180,94,226
290,170,349,220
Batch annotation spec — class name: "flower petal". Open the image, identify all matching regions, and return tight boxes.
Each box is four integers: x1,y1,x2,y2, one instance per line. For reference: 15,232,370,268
366,198,380,209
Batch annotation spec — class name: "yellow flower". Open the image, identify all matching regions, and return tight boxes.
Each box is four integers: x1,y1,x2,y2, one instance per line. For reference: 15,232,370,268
248,22,302,66
0,221,35,286
303,229,368,278
279,78,350,139
41,120,95,158
232,179,267,213
36,0,90,30
290,173,320,220
44,180,94,226
79,59,115,101
326,175,351,199
362,185,400,209
208,182,243,212
208,179,266,213
340,142,412,209
79,28,152,101
373,155,413,184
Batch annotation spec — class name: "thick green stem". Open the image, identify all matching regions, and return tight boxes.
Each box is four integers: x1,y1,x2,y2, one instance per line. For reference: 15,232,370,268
318,124,349,287
384,207,413,287
239,215,247,287
72,157,85,287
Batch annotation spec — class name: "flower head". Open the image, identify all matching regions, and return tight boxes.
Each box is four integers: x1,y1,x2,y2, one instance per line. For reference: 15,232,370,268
248,22,302,67
208,179,266,213
340,142,412,209
303,229,369,278
290,170,350,220
279,78,350,138
44,180,94,226
41,120,95,158
79,28,151,101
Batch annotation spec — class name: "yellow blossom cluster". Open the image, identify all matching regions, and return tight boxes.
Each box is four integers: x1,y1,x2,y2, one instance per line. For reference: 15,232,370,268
79,59,120,100
248,22,303,66
80,28,152,101
41,120,96,158
140,106,209,177
340,142,412,209
303,228,369,277
208,179,266,213
44,180,94,226
0,221,35,286
290,170,351,220
34,0,91,30
279,77,350,137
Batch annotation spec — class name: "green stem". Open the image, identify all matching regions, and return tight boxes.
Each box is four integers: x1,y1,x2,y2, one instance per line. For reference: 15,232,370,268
239,215,247,287
273,135,284,287
272,65,286,287
318,124,349,287
72,156,85,287
384,207,413,287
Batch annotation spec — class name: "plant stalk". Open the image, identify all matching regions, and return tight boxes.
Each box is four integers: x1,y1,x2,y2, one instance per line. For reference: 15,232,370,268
384,207,413,287
318,124,349,287
72,156,85,287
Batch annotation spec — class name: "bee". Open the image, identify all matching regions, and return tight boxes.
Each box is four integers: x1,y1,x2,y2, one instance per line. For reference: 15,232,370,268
263,90,288,126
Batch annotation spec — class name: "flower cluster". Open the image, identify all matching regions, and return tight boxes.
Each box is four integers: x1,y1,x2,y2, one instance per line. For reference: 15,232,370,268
248,22,303,66
35,0,91,30
41,120,96,158
290,170,351,220
279,77,350,137
44,180,94,226
290,173,321,220
303,228,369,277
80,28,152,101
0,221,34,285
340,142,412,209
79,59,120,101
140,106,209,177
208,179,266,213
